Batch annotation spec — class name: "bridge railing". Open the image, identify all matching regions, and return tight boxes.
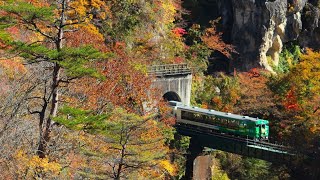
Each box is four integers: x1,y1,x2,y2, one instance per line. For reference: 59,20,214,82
148,63,192,77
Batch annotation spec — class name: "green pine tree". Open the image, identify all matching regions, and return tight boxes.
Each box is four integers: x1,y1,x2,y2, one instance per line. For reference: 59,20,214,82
0,0,107,158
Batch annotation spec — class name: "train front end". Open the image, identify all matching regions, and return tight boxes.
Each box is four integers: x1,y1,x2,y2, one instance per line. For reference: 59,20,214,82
256,120,269,140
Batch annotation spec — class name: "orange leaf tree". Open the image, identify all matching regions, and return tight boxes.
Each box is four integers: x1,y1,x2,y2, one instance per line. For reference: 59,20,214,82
54,107,173,179
268,48,320,154
0,0,109,158
201,19,236,59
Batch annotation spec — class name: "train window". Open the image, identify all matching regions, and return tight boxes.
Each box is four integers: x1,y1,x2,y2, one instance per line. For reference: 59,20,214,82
228,119,238,128
197,114,203,122
192,113,197,120
201,115,206,122
181,111,186,119
221,119,228,125
220,119,225,125
205,116,209,121
204,115,208,120
215,118,221,124
212,116,217,123
220,118,225,125
194,113,201,121
181,111,192,119
202,115,207,122
204,115,211,124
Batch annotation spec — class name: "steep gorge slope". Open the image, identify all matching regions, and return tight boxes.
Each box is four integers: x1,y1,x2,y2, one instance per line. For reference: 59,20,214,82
183,0,320,71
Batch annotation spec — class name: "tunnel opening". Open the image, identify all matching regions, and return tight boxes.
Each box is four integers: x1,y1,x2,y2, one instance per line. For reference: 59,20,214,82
163,91,181,102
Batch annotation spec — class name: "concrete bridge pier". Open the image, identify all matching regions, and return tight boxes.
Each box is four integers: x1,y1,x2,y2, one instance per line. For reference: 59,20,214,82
184,137,206,180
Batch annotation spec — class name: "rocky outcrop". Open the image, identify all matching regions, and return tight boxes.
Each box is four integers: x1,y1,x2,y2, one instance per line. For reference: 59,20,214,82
184,0,319,71
230,0,269,70
231,0,308,71
260,0,288,72
299,1,320,49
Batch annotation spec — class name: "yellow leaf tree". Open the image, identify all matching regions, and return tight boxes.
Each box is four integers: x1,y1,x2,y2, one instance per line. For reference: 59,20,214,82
55,107,174,179
0,0,109,158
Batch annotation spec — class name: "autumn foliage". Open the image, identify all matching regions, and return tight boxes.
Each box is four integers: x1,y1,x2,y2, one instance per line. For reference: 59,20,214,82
4,0,320,179
201,19,236,59
283,88,299,111
172,27,187,37
0,0,182,178
267,48,320,157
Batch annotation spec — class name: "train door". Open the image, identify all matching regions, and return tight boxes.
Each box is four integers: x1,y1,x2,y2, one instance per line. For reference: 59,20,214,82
256,124,266,139
255,124,260,139
260,124,266,138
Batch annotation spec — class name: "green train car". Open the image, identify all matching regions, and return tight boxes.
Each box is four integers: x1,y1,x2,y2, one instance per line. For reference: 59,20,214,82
170,101,269,140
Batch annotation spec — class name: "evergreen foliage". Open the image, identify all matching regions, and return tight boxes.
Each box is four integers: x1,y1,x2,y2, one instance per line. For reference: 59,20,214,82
1,0,319,179
54,106,109,133
275,43,301,73
185,24,212,72
267,48,320,178
55,107,169,179
0,1,53,21
0,0,109,160
192,73,240,111
213,151,276,180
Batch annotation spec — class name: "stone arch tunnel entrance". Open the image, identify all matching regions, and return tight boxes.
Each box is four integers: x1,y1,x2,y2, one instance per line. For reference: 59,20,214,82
148,64,192,106
163,91,181,102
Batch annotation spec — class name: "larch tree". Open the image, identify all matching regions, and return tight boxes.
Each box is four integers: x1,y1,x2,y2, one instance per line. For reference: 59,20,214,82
0,0,187,178
54,107,172,179
268,49,320,138
0,0,109,158
61,41,177,179
267,48,320,178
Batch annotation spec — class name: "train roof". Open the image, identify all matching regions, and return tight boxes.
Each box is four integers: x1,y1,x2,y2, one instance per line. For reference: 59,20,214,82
173,102,268,123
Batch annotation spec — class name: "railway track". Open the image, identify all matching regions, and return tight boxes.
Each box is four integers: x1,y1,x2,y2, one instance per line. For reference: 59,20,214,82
176,124,294,154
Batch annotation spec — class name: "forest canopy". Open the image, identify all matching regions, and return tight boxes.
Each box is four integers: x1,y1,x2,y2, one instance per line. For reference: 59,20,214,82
0,0,319,179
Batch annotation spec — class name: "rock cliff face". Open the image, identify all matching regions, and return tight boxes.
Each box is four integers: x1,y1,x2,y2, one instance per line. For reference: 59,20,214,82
184,0,320,71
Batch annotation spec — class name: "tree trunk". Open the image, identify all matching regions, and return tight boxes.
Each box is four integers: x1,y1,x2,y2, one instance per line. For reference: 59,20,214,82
37,0,65,158
37,63,60,158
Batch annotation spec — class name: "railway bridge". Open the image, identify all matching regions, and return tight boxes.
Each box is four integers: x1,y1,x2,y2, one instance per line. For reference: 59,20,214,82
148,64,317,179
177,125,295,179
